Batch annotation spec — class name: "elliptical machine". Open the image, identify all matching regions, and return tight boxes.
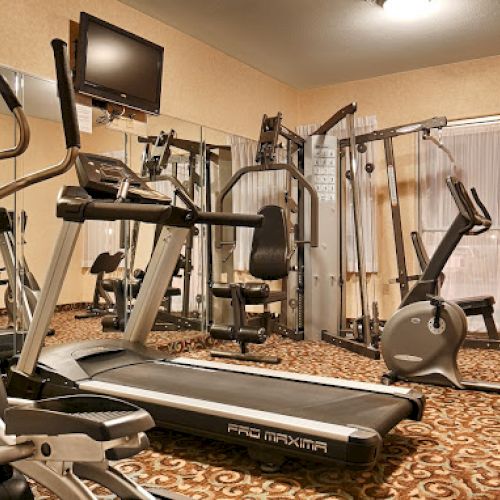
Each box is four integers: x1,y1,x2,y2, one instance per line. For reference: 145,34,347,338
0,38,187,500
381,176,500,392
0,210,55,338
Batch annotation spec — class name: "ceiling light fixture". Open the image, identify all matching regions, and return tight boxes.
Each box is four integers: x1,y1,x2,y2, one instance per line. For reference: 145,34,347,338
369,0,435,21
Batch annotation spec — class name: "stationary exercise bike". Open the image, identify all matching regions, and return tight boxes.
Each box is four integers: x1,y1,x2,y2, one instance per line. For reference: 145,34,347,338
381,176,500,392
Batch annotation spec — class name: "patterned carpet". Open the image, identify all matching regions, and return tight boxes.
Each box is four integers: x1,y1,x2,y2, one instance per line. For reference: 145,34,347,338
8,310,500,499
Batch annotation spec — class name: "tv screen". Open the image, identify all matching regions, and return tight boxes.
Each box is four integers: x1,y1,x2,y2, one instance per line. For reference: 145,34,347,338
75,12,164,114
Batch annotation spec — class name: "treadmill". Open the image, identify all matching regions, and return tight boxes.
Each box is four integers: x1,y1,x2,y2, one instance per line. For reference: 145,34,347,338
8,153,425,469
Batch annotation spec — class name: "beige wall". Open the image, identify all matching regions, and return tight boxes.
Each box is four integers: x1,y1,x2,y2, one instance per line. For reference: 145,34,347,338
0,0,298,307
0,0,298,139
298,55,500,317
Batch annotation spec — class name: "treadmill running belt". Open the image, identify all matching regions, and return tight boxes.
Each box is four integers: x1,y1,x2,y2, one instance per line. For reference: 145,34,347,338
92,362,413,436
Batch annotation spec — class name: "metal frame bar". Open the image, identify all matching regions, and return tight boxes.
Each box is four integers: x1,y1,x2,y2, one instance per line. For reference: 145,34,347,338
338,116,448,148
16,221,81,375
124,226,190,344
215,163,319,249
345,114,372,343
384,137,410,299
0,107,30,160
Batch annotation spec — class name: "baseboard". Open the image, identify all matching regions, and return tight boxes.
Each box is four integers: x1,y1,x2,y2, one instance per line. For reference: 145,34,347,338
0,302,90,316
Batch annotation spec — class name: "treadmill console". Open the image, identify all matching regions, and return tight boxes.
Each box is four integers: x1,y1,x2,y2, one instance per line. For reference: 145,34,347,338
76,153,171,205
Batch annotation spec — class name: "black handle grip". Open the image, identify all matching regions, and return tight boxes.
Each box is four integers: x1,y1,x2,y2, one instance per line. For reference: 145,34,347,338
470,187,492,224
51,39,80,149
0,75,21,112
196,212,264,228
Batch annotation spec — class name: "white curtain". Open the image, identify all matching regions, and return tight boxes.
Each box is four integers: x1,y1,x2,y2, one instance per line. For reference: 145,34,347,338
229,136,287,270
296,116,378,272
419,122,500,330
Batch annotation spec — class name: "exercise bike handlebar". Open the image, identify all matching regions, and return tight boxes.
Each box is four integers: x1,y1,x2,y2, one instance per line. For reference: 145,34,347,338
0,75,30,160
447,176,492,235
0,39,80,200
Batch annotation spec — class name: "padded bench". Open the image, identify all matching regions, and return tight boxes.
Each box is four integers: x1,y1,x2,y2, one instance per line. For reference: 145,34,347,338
210,205,289,363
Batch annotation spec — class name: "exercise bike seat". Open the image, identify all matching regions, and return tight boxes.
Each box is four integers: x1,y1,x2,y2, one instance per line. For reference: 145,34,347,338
452,295,495,310
4,394,154,441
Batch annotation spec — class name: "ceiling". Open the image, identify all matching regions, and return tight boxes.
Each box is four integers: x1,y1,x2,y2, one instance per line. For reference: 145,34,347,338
118,0,500,89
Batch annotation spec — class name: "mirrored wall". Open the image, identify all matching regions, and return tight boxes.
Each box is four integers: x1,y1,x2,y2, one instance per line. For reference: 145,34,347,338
0,65,258,357
0,67,19,354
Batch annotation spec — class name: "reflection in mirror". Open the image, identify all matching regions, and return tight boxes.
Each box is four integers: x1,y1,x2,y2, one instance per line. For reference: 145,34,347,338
0,67,19,354
201,126,237,327
78,111,127,328
116,115,206,336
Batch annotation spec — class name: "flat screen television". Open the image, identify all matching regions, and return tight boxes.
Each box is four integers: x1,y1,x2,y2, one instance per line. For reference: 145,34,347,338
75,12,164,115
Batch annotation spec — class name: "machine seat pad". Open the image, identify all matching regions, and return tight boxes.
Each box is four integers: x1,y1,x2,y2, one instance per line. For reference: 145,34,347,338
453,295,495,309
128,278,180,299
5,395,154,441
249,205,288,280
211,283,232,298
101,279,115,292
245,289,287,305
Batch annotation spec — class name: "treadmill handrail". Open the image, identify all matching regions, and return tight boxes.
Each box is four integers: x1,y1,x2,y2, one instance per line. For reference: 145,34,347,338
57,192,264,228
0,75,30,161
215,162,319,249
0,39,80,200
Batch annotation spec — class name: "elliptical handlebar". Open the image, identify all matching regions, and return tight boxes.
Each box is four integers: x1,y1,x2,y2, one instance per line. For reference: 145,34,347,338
0,39,80,200
446,176,492,235
51,39,80,149
0,75,30,160
0,74,21,112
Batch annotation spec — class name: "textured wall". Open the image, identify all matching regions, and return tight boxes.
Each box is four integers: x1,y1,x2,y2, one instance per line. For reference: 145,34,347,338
0,0,298,138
